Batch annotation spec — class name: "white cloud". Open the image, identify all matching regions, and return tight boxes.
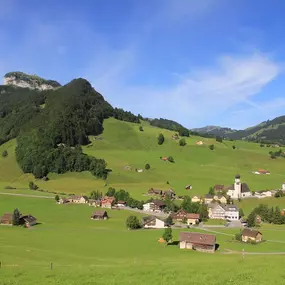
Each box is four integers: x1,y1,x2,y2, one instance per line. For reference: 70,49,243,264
90,51,281,128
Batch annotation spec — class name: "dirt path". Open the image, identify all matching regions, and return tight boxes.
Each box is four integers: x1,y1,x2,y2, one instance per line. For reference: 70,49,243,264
0,192,54,199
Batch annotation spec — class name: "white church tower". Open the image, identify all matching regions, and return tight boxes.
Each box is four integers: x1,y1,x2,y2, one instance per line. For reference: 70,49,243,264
227,174,242,199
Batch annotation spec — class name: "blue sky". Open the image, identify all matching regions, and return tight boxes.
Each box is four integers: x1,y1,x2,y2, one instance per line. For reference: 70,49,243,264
1,0,285,129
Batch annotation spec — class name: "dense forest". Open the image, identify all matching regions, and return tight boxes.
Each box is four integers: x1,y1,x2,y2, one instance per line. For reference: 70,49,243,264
149,118,190,136
0,75,140,179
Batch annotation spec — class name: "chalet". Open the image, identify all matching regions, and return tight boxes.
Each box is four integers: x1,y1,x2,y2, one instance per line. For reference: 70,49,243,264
185,185,192,190
91,211,108,220
19,215,37,227
57,198,69,204
143,200,166,213
88,199,101,207
142,216,166,229
117,201,126,207
161,189,176,200
196,141,204,145
254,190,273,198
223,204,239,221
171,209,188,221
69,196,88,204
208,203,239,221
161,157,168,161
214,184,225,192
101,197,115,209
148,188,162,196
0,213,13,225
191,196,202,203
179,232,216,253
253,169,270,175
204,194,215,204
186,213,200,225
242,229,263,243
136,168,143,173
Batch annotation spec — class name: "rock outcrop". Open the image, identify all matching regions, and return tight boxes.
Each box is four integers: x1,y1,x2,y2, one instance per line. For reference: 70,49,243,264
3,71,61,91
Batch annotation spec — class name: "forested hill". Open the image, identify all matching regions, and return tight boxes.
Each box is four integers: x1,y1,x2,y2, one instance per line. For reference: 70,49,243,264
0,75,141,179
227,116,285,144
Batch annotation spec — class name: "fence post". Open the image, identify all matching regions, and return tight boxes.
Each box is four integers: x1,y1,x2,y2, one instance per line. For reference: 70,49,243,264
50,262,53,270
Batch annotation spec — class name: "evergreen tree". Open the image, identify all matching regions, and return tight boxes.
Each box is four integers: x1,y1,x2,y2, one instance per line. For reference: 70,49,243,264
145,163,150,170
208,187,215,195
247,211,256,227
179,138,186,146
55,195,60,202
162,228,173,245
157,133,165,145
12,208,21,226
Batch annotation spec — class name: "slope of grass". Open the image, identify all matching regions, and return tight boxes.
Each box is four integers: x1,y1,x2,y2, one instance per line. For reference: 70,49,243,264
1,118,285,201
1,195,285,284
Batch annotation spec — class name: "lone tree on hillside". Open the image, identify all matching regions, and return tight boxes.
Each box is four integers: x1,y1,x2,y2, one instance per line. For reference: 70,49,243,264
179,138,186,146
162,228,173,246
2,150,8,158
145,163,150,170
55,195,60,202
209,144,215,150
157,133,165,145
168,156,174,163
139,126,144,132
126,215,141,230
12,208,21,226
232,145,236,149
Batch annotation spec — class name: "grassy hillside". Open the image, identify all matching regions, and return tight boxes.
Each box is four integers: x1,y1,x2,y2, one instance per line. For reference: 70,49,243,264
1,195,285,284
1,118,285,201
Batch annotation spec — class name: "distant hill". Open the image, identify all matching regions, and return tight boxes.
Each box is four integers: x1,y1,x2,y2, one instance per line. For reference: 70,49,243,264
227,116,285,144
192,126,237,137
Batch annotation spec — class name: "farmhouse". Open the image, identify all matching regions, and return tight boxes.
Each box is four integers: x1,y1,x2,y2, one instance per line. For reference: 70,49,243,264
142,216,166,229
191,196,202,203
254,190,273,198
204,194,227,204
185,185,192,190
148,188,162,196
242,229,263,243
57,198,69,204
214,184,225,192
196,141,204,145
148,188,175,200
19,215,37,227
91,211,108,220
253,169,270,175
208,203,239,221
179,232,216,253
69,196,88,204
0,213,13,225
227,175,251,199
161,157,168,161
143,200,166,213
171,209,188,221
101,197,115,209
186,213,200,225
88,199,101,207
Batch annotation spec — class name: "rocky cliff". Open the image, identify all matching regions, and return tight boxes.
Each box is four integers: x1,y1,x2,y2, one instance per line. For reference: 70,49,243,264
3,71,61,91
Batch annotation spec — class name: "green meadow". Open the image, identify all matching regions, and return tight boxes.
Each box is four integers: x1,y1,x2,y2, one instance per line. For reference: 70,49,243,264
1,118,285,202
1,195,285,284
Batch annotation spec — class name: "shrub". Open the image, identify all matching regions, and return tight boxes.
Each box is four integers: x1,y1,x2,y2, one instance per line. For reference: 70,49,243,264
145,163,150,170
179,138,186,146
55,195,60,202
232,145,236,149
157,133,165,145
209,144,215,150
4,186,16,190
168,156,174,163
2,150,8,158
29,181,39,190
126,215,141,230
162,228,173,245
139,126,144,132
235,232,242,242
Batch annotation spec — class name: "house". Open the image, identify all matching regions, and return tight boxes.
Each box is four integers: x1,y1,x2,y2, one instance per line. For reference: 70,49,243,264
253,169,270,175
117,201,126,207
282,182,285,191
0,213,13,225
186,213,200,225
223,204,239,221
171,209,188,221
204,194,215,204
91,211,108,220
217,195,227,204
143,200,166,213
136,168,143,173
19,215,37,227
191,196,202,203
254,190,273,198
196,141,204,145
207,203,226,219
101,197,115,209
214,184,225,192
88,199,101,207
185,185,192,190
241,229,263,243
161,189,176,200
57,198,69,204
161,157,168,161
142,216,166,229
179,232,216,253
148,188,162,196
227,175,251,199
69,196,88,204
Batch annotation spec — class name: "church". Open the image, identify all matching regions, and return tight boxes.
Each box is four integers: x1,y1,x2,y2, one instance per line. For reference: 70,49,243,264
227,174,251,199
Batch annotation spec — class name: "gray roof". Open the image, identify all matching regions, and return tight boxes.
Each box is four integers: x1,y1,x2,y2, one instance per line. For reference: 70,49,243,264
222,204,239,212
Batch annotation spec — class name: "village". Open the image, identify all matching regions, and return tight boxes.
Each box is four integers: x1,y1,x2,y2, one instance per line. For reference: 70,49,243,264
1,174,284,254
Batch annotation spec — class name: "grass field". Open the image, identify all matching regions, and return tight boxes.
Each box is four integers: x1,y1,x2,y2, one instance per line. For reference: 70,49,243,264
1,195,285,284
1,118,285,203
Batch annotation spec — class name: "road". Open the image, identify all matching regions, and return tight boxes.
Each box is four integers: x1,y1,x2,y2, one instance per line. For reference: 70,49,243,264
0,192,54,199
